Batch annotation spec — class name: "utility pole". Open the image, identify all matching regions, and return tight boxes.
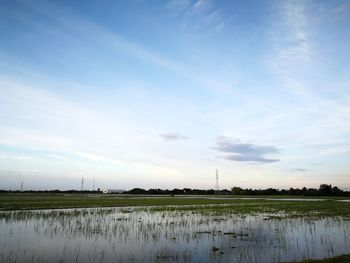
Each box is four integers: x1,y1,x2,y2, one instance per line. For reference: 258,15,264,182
216,169,219,194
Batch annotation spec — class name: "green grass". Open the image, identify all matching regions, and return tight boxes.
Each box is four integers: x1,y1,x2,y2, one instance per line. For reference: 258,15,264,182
0,193,350,217
0,193,276,210
149,199,350,217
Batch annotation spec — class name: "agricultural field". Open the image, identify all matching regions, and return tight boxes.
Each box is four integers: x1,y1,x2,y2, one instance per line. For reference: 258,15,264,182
0,193,350,262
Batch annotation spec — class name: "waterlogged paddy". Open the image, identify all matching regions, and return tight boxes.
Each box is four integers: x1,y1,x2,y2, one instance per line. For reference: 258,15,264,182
1,205,350,263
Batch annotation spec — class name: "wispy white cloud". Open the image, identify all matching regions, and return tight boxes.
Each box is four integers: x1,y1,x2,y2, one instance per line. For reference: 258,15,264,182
166,0,229,35
268,1,312,96
48,154,65,159
192,0,209,11
290,168,308,172
159,132,189,142
12,156,33,160
1,1,349,190
0,153,32,160
0,74,200,187
263,1,350,158
167,0,191,10
3,1,182,74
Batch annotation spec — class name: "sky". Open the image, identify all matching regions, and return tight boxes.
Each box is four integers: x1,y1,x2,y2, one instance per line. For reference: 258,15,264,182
0,0,350,191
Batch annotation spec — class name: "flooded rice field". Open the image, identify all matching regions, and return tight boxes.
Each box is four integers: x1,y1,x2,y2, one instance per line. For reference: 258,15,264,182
1,206,349,263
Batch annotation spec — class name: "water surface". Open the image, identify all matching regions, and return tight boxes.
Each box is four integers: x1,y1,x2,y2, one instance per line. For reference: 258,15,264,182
0,206,349,263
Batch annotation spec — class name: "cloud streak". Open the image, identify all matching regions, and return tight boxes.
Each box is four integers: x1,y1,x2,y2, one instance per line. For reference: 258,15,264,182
159,132,189,142
213,136,280,163
291,168,308,172
267,1,312,97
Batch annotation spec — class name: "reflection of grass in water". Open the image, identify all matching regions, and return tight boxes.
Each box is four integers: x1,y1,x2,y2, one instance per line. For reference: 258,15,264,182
0,201,350,221
1,206,350,263
282,254,350,262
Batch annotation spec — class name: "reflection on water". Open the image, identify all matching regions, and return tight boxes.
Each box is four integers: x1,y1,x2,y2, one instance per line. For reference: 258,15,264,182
0,207,349,263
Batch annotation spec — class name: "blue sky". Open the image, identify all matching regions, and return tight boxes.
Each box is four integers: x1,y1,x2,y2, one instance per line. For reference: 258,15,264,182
0,0,350,190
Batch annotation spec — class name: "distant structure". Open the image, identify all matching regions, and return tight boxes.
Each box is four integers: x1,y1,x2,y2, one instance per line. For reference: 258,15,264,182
215,169,219,194
81,177,84,191
102,188,126,194
92,176,96,191
20,181,23,192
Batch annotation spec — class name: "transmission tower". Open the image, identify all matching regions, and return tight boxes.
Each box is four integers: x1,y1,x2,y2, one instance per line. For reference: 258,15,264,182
81,177,84,191
215,169,219,194
20,181,23,192
93,176,95,191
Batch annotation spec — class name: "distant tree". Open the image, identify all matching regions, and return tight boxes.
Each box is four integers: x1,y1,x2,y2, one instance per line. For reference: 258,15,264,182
231,187,243,195
183,188,192,194
219,189,231,195
289,188,296,195
331,186,343,195
301,187,307,195
170,188,184,195
128,188,147,194
265,188,279,195
304,188,318,196
319,184,332,195
98,186,342,196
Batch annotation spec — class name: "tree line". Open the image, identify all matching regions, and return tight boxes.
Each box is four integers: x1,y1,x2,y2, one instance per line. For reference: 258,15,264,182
123,184,349,196
1,184,349,196
230,184,349,196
